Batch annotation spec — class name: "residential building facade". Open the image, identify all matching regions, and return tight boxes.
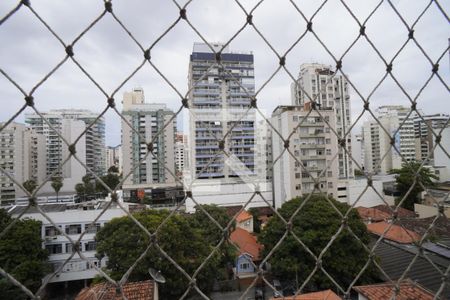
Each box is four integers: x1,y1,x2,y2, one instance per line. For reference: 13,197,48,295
271,105,339,207
188,42,255,179
121,88,175,185
174,133,187,177
9,202,127,289
414,113,449,165
105,144,122,173
25,109,104,179
291,63,353,180
363,105,417,174
0,122,46,205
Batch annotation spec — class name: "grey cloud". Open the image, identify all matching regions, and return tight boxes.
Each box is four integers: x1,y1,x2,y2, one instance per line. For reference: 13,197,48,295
0,0,448,146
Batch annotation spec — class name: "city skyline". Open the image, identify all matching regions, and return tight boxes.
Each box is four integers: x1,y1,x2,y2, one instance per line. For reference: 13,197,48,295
0,0,448,146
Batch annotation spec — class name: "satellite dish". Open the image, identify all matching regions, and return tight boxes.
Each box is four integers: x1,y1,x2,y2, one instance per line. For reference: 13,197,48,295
149,268,166,284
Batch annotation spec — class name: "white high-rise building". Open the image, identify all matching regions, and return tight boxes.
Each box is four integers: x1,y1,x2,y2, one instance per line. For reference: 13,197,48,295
363,105,417,174
271,105,339,207
121,88,175,185
105,144,122,173
414,113,449,165
0,122,46,205
174,133,187,177
188,42,256,180
25,109,105,177
351,133,365,172
291,63,353,180
433,125,450,182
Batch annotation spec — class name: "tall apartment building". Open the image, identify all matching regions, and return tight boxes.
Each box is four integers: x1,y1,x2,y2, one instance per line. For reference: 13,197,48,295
175,133,187,177
188,42,255,179
121,88,175,185
414,113,449,165
105,144,122,173
433,125,450,182
0,122,46,205
271,105,339,207
291,63,353,179
363,105,417,174
25,109,105,177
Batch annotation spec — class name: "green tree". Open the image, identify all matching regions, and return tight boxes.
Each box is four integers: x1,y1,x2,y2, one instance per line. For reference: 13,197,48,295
390,161,438,210
0,209,49,299
107,165,119,174
22,180,37,194
259,195,380,292
96,173,121,194
248,207,262,233
50,177,63,202
189,205,237,279
96,209,222,298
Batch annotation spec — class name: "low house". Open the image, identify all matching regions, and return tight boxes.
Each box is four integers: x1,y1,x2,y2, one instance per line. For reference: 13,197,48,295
368,237,450,296
76,280,158,300
269,289,341,299
236,210,254,233
371,204,416,219
356,207,390,224
367,221,421,244
353,280,434,300
230,227,262,278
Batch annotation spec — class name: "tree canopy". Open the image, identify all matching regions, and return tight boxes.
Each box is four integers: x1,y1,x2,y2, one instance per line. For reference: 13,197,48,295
390,161,438,210
0,209,49,299
22,179,37,194
96,208,231,298
258,195,380,293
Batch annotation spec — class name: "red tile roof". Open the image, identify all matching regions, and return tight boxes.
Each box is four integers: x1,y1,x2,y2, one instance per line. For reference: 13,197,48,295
236,210,253,222
75,280,154,300
353,280,434,300
372,205,416,219
270,289,341,300
367,221,421,244
357,207,390,222
230,227,262,261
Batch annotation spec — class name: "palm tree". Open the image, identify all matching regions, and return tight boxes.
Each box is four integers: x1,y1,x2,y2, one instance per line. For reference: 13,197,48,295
23,179,37,194
51,177,63,202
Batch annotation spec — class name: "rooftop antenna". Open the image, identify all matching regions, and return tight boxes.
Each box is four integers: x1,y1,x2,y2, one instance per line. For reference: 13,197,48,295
149,268,166,284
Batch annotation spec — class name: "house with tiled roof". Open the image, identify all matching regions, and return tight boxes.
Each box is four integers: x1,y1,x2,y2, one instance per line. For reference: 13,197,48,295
372,204,416,219
353,279,434,300
367,221,421,244
269,289,341,300
236,210,254,233
230,227,262,279
75,280,157,300
356,207,391,224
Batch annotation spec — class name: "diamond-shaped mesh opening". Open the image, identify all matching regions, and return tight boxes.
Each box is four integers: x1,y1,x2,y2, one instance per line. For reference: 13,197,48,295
0,0,449,299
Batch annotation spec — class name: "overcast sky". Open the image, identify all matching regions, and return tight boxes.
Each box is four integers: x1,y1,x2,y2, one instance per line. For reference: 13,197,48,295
1,0,448,146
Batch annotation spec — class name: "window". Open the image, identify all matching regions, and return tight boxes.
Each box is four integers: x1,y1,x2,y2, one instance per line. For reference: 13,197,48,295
65,224,82,235
85,223,101,234
293,116,298,122
45,226,61,237
295,184,301,190
295,173,300,179
46,244,63,254
325,138,331,144
240,263,250,270
327,171,332,177
66,243,73,253
328,182,333,188
85,241,96,252
326,149,331,155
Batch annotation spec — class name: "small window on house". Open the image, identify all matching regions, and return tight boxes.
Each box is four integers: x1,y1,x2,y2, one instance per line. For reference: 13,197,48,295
240,263,250,270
